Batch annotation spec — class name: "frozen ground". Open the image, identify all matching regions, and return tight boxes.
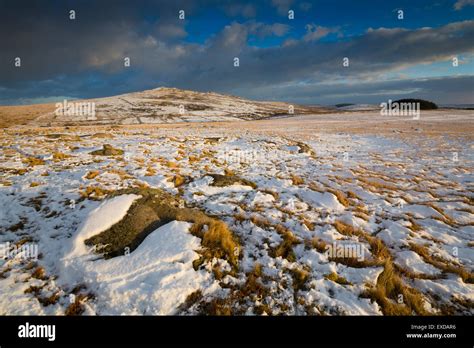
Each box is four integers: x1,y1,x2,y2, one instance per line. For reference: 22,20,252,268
0,110,473,315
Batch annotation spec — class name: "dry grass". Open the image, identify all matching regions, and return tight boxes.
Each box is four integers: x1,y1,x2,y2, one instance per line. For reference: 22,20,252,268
224,168,235,176
332,220,390,265
260,189,279,200
165,160,179,168
327,188,350,207
409,243,473,283
89,144,124,156
197,297,234,315
31,266,47,280
172,174,186,187
85,170,100,180
192,263,272,315
359,177,398,191
407,217,423,232
52,152,70,161
24,285,43,295
333,220,362,237
179,290,203,312
289,267,310,290
270,226,299,262
250,215,299,262
80,186,110,199
8,222,28,232
233,213,246,223
290,174,305,186
354,212,370,221
208,173,257,189
325,272,352,285
145,167,157,176
22,157,45,166
301,218,315,231
295,141,316,157
0,103,55,128
308,181,324,192
425,203,457,226
37,292,61,307
107,169,132,180
204,137,221,145
310,238,328,253
362,260,429,315
194,221,240,268
347,191,360,200
394,263,440,281
65,295,87,316
188,154,200,163
14,168,28,175
250,215,272,229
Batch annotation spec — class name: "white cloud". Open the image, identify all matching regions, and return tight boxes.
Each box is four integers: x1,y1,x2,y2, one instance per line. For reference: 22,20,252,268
454,0,474,10
303,24,340,42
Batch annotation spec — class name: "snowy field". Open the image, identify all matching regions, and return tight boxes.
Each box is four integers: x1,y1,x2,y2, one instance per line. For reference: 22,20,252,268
0,112,473,315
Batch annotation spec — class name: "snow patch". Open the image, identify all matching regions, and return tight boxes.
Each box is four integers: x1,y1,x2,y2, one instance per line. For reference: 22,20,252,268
63,194,141,260
62,220,210,314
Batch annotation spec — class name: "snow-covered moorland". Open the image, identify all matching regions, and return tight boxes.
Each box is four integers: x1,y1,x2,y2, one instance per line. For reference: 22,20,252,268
0,118,472,315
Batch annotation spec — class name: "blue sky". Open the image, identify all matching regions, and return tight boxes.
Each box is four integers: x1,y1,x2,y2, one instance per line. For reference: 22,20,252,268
185,0,473,42
0,0,473,105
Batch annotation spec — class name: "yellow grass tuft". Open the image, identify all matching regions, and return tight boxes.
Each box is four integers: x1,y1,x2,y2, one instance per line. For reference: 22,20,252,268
85,170,100,180
80,186,110,199
145,167,157,176
107,169,132,180
191,220,240,268
224,168,235,176
165,160,179,168
327,188,350,207
363,260,429,315
22,157,45,166
325,272,352,285
173,174,186,187
291,174,305,185
333,220,391,262
289,267,310,290
31,266,47,280
52,152,70,161
359,177,398,191
188,155,200,163
347,191,360,199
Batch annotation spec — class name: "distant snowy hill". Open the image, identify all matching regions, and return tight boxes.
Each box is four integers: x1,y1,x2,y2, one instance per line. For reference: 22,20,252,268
29,87,328,126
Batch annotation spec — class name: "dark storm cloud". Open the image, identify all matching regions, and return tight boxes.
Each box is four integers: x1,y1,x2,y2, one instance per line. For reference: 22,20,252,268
0,0,196,84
